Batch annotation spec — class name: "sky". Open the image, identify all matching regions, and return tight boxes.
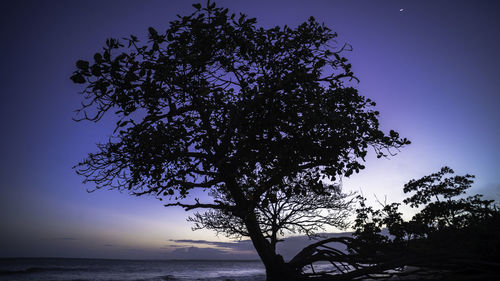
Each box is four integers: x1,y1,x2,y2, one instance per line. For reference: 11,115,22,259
0,0,499,260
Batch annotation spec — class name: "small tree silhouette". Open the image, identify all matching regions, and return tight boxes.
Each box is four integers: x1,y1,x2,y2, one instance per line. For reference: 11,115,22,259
188,178,354,252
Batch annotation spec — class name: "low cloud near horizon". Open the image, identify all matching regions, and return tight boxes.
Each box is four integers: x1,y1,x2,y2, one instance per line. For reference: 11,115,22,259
52,237,78,241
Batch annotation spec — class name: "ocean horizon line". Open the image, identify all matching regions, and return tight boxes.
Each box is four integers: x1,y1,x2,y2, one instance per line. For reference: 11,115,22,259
0,256,262,262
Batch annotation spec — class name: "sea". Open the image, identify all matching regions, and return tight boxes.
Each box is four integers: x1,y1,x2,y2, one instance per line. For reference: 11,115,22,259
0,258,266,281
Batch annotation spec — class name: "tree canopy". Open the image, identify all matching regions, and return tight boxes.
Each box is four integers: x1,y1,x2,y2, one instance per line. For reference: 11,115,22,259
72,2,409,280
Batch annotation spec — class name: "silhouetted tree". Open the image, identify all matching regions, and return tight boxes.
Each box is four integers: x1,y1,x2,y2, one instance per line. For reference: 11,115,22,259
188,176,354,252
71,2,409,280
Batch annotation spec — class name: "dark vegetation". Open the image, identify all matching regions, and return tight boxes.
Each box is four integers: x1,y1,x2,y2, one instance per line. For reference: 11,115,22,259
71,2,498,280
291,167,500,280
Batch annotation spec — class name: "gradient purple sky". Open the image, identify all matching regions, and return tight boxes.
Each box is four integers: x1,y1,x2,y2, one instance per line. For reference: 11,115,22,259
1,0,499,259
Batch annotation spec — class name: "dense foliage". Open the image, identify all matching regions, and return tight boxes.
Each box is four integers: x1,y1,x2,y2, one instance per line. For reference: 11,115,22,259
293,167,500,280
71,2,409,280
353,167,498,256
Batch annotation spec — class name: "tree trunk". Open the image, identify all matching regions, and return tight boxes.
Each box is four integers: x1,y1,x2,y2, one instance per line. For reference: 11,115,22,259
222,177,296,280
244,211,298,281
